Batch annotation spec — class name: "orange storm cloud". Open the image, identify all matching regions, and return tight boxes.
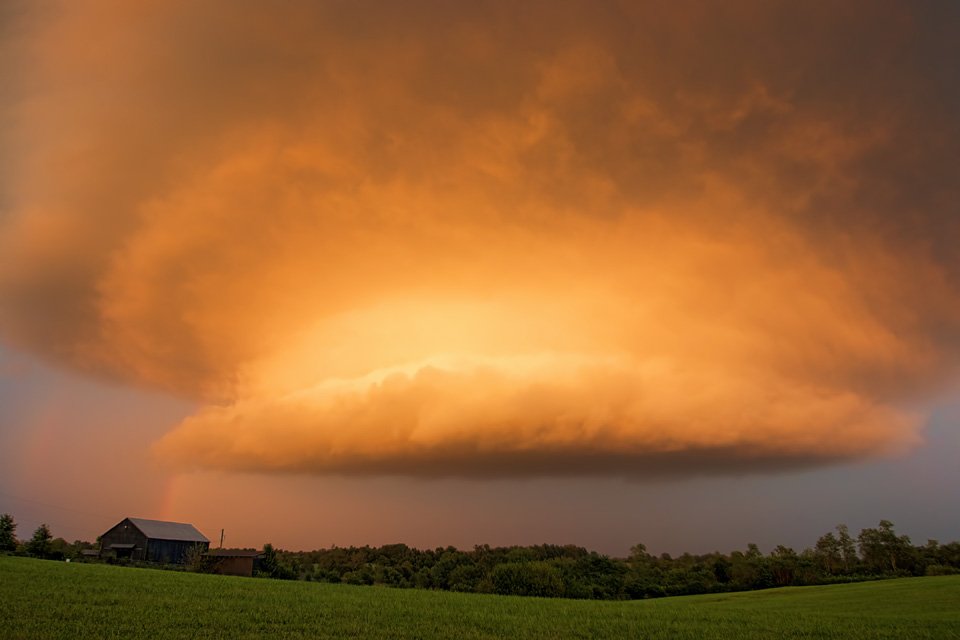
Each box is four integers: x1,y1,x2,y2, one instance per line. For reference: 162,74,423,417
1,1,958,477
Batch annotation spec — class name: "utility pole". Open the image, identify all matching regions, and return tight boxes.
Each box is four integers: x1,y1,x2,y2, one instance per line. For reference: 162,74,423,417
219,529,224,549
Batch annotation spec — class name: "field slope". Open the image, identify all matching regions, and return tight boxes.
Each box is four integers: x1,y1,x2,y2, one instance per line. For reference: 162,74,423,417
1,556,958,639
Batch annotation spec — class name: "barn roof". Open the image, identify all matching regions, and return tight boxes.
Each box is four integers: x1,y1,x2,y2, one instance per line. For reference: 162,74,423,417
127,517,209,543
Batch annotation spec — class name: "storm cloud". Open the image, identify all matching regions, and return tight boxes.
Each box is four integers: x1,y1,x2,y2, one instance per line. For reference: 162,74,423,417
2,1,958,477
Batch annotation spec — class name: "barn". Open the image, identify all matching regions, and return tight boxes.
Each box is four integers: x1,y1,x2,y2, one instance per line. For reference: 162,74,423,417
99,517,209,564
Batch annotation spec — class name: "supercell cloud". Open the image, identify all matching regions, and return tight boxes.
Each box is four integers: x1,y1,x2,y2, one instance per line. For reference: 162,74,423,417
1,1,958,477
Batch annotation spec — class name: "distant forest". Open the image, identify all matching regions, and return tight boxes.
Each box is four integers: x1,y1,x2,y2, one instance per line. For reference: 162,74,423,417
263,521,960,599
3,514,958,600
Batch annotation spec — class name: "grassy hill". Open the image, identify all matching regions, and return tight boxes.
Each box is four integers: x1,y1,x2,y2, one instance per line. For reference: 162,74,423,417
1,556,958,639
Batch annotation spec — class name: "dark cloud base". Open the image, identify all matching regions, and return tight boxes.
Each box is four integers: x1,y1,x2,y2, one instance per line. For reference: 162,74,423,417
192,447,855,480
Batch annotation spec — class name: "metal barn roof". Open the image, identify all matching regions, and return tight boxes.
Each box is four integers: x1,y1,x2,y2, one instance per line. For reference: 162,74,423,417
126,517,209,543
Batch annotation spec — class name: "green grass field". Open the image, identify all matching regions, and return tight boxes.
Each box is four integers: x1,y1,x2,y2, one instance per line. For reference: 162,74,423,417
1,556,958,639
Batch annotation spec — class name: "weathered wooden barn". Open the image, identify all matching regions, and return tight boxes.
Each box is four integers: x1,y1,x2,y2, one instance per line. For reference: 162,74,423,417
99,517,209,564
204,548,263,577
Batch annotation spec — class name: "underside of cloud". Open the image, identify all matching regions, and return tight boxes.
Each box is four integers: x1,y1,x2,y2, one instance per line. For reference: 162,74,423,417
154,354,916,478
1,1,958,477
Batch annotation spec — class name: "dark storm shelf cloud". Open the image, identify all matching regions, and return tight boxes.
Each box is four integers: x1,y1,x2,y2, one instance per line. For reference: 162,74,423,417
177,449,852,481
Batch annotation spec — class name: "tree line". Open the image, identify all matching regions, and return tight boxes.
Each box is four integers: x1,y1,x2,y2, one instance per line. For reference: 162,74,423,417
261,520,959,599
0,514,96,561
3,513,957,599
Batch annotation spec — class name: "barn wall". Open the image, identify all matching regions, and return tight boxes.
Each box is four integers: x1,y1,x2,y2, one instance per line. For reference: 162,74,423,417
99,519,148,560
210,556,255,577
146,539,210,564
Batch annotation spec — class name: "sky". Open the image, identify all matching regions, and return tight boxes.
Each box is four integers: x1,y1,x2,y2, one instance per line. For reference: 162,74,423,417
1,1,958,556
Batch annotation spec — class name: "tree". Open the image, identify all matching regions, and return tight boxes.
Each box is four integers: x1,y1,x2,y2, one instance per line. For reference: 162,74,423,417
836,524,857,573
259,543,295,579
730,545,774,589
47,537,70,561
814,531,842,575
260,543,279,575
629,543,651,565
26,524,52,558
185,544,211,572
447,563,484,592
0,514,17,552
712,555,732,584
858,520,913,574
430,549,472,590
490,561,564,597
769,545,799,586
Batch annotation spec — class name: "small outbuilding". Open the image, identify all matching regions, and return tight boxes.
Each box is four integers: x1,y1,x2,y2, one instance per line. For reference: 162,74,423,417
99,517,209,564
204,548,264,577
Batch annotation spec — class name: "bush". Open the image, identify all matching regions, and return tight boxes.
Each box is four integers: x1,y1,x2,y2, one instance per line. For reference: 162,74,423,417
491,562,564,598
